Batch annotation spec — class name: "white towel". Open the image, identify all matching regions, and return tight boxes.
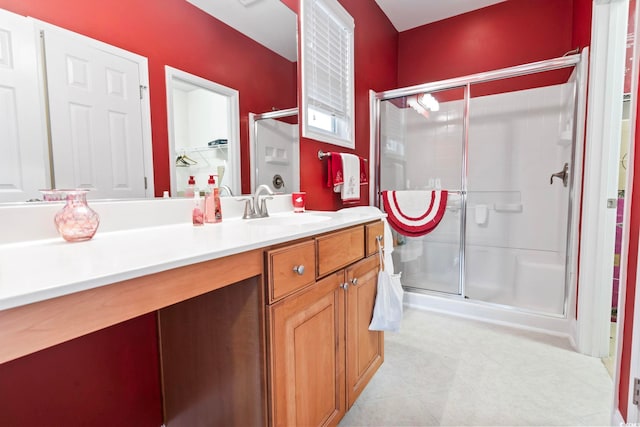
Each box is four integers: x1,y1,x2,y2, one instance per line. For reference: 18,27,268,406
338,153,360,202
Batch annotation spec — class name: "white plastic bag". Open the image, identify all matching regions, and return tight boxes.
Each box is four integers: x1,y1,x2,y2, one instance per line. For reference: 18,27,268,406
369,238,404,332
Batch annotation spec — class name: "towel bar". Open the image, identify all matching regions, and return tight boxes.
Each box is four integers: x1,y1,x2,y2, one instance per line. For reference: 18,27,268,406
317,150,369,161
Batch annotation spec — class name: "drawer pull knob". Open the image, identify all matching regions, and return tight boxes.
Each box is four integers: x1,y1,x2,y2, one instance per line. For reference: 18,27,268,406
351,278,358,286
376,235,383,242
292,265,305,275
340,282,349,290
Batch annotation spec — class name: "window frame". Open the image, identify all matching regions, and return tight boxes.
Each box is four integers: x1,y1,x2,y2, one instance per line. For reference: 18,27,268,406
300,0,355,149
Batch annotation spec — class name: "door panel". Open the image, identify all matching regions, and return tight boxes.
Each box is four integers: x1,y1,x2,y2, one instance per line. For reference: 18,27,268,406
269,272,345,427
0,9,48,202
465,78,575,315
379,87,465,294
44,26,146,199
345,254,384,408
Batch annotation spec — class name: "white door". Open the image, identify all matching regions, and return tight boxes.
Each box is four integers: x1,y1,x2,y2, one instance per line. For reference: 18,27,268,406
255,118,299,192
0,9,49,202
43,25,147,199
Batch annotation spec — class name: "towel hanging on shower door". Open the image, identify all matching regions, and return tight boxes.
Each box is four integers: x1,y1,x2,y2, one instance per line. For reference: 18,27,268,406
381,190,448,237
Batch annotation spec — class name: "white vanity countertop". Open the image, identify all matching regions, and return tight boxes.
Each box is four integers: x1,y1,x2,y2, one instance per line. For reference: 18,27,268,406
0,209,383,311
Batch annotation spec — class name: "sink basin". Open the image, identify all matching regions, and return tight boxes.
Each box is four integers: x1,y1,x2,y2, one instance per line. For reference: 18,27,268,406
247,213,332,227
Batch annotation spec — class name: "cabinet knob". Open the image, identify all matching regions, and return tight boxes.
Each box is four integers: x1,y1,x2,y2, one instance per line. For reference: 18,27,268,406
340,282,349,290
351,278,358,286
292,265,305,275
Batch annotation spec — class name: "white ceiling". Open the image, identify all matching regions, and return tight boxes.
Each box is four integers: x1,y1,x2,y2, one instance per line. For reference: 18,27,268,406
374,0,508,32
186,0,298,61
187,0,508,61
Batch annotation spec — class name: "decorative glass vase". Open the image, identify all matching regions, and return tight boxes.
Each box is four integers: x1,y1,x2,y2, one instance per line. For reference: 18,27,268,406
53,190,100,242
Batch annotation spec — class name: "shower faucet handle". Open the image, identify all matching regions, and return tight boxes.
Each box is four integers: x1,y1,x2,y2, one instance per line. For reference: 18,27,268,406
550,163,569,187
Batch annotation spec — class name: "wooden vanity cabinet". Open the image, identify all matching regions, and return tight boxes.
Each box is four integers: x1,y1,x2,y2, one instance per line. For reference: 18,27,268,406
266,222,384,427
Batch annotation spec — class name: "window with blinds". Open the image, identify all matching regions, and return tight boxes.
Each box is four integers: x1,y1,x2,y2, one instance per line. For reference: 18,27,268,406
301,0,354,148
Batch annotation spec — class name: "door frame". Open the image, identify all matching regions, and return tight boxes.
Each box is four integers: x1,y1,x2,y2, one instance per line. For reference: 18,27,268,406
620,0,640,420
165,66,241,197
576,0,629,358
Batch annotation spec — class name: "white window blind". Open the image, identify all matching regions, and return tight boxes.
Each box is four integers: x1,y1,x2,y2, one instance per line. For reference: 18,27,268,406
301,0,354,148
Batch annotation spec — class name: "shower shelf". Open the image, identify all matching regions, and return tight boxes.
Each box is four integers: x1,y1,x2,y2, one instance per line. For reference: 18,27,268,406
493,203,523,213
176,145,228,153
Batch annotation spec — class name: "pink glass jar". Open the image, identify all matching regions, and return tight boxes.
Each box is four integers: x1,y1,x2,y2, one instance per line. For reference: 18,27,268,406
53,190,100,242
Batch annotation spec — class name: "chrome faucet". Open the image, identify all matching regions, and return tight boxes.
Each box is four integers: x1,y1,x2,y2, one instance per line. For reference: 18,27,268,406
218,185,233,197
236,184,275,219
253,184,274,217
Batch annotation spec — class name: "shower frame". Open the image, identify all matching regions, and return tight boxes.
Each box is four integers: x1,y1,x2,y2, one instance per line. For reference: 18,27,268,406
369,53,585,318
248,107,299,193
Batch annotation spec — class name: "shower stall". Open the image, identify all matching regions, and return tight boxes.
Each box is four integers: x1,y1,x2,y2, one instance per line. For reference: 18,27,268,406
249,108,299,193
371,53,587,334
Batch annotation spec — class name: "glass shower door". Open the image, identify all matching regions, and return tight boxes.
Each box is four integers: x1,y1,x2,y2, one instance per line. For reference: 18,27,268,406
379,87,465,295
465,73,576,315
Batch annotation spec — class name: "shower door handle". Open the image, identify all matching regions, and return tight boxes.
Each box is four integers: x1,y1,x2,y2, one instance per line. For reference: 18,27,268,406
550,163,569,187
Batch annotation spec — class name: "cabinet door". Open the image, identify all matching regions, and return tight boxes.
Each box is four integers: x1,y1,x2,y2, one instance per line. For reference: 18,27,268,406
269,272,345,427
345,254,384,408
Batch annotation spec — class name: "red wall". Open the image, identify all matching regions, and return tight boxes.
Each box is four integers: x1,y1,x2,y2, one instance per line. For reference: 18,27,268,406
0,0,297,197
0,314,162,426
296,0,399,211
572,0,594,54
398,0,575,91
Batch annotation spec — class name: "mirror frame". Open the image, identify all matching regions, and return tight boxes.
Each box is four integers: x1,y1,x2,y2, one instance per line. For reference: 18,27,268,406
165,66,241,197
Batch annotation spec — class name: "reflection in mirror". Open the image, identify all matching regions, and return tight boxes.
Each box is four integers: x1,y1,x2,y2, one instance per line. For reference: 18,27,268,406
0,0,298,205
166,66,240,197
0,10,154,203
187,0,297,62
249,108,299,194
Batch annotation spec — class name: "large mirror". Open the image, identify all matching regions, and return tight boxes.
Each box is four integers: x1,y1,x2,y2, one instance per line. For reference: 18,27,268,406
0,0,298,203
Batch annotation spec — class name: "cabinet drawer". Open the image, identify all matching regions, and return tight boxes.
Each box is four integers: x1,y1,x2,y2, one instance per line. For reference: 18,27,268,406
268,240,316,302
316,226,365,277
365,221,384,257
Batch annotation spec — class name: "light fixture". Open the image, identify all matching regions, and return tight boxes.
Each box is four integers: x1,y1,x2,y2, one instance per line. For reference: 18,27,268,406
418,93,439,112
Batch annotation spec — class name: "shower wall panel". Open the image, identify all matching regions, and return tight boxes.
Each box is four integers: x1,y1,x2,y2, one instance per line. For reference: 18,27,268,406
254,118,299,192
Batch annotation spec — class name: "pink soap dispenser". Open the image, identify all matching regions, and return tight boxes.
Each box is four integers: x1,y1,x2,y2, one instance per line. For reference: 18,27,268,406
204,175,216,223
205,175,222,223
185,175,196,198
192,193,204,226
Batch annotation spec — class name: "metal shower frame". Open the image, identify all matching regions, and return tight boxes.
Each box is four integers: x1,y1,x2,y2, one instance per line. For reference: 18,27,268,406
369,53,583,317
